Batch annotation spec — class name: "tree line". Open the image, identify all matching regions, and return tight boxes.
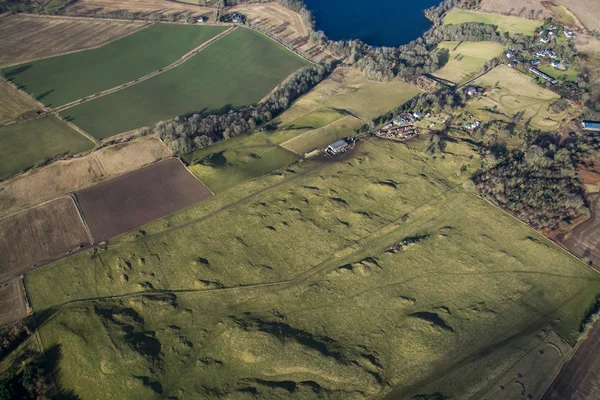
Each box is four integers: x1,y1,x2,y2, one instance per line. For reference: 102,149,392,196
144,64,331,154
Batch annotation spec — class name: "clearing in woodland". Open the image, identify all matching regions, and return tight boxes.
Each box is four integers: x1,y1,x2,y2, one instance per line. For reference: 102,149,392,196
432,41,505,84
0,136,171,218
0,196,90,283
0,79,40,125
443,10,541,35
60,27,311,139
4,23,227,107
0,15,148,67
0,116,95,180
25,138,600,399
469,65,569,131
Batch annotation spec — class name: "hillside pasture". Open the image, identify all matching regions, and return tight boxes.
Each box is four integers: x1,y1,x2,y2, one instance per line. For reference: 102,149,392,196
60,27,310,139
470,65,568,131
443,10,541,35
0,136,170,218
0,79,40,125
4,24,227,107
75,158,212,243
0,15,148,67
0,196,90,282
432,41,505,84
0,116,95,180
24,138,600,399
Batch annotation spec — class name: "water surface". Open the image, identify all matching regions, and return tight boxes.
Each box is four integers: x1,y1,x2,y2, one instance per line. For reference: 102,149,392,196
304,0,441,47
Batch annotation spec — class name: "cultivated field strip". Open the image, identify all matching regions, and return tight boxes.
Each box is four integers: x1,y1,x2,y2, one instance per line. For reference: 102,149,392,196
65,0,216,20
0,14,148,67
75,158,212,243
4,23,228,107
0,196,91,283
0,78,40,125
60,27,310,139
53,26,237,113
0,278,28,326
0,136,171,219
561,194,600,269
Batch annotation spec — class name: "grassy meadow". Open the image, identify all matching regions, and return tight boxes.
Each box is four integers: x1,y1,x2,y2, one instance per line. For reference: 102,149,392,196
443,10,541,35
25,136,600,399
432,41,505,84
539,64,581,82
470,65,569,131
3,24,228,107
60,28,310,139
0,116,94,179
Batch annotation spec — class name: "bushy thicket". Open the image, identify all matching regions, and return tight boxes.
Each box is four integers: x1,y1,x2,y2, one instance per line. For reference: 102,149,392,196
471,132,600,230
152,64,331,153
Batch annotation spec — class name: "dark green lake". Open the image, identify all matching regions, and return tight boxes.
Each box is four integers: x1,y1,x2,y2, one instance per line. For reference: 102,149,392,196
304,0,441,47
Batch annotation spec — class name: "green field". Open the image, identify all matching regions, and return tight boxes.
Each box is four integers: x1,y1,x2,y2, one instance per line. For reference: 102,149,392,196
539,64,581,82
443,10,541,35
60,28,311,139
25,137,600,399
182,107,347,192
0,116,94,179
469,65,569,131
3,24,227,107
432,41,505,84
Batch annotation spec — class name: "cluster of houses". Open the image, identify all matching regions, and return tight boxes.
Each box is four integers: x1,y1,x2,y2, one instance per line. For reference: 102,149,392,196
464,119,481,130
375,112,422,141
505,23,577,84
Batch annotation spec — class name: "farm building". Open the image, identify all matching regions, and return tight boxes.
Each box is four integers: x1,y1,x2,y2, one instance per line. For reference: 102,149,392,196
582,121,600,131
326,138,355,156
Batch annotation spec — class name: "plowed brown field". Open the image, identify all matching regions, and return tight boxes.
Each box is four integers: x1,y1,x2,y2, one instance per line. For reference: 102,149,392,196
0,279,27,326
544,319,600,400
75,158,211,242
0,14,147,66
0,196,91,282
0,136,171,218
65,0,216,20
